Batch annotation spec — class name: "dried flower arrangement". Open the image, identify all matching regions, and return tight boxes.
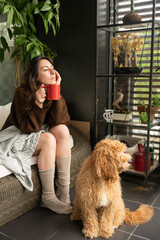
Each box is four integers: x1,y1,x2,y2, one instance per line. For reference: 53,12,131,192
111,33,144,74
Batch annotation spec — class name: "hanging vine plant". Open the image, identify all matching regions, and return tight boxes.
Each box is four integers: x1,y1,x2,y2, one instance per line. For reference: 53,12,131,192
0,0,60,85
122,0,142,24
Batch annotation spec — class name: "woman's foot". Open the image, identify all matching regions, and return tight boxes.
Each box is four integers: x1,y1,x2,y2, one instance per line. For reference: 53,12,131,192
42,194,72,214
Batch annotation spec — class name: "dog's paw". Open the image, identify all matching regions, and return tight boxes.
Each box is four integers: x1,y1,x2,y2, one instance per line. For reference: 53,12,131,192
99,228,114,239
70,213,81,221
70,212,76,221
113,225,118,229
82,227,98,239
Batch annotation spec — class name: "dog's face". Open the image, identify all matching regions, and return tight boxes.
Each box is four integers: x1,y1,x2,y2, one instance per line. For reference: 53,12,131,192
93,139,131,182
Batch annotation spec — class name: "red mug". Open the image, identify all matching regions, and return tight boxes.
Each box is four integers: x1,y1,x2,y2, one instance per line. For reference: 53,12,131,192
42,84,60,100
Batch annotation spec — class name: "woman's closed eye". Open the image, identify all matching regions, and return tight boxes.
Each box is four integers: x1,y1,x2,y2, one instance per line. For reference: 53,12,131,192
43,66,54,71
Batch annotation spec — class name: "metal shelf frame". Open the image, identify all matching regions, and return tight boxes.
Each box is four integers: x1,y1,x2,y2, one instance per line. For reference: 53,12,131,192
95,0,159,185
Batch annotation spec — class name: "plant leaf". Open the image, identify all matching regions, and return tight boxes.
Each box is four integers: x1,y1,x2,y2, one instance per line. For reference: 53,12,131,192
0,3,4,15
15,34,29,45
11,47,21,58
31,48,42,59
41,5,51,12
6,7,13,26
13,7,25,28
43,19,48,35
26,42,34,51
54,0,60,13
55,13,60,29
45,10,54,22
13,26,24,35
40,1,51,12
34,7,39,14
1,36,10,52
29,21,36,33
32,0,38,5
7,28,13,39
34,2,44,10
51,22,56,36
3,5,11,14
0,48,4,62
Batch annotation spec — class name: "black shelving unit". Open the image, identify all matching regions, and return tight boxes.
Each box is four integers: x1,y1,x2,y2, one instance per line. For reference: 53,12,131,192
96,0,160,185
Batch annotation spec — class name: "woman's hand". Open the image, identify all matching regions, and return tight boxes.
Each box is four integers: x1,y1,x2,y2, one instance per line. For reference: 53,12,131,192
35,84,46,108
55,70,62,85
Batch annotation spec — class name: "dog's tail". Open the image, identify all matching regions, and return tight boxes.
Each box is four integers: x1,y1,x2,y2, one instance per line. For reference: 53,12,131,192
125,204,153,225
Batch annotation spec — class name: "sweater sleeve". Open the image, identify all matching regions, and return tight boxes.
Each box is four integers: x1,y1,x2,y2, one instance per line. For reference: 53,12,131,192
10,88,50,133
45,95,70,127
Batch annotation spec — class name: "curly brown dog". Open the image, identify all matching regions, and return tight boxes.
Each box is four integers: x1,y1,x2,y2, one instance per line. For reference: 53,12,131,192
71,139,153,239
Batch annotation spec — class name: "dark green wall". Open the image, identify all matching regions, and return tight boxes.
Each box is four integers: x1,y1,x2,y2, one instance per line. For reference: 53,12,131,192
36,0,97,145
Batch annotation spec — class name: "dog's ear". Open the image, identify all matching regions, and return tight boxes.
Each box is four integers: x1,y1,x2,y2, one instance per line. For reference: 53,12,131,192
93,147,119,182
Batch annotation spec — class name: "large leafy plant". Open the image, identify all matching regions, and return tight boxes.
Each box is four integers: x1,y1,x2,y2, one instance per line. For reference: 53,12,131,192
0,0,60,68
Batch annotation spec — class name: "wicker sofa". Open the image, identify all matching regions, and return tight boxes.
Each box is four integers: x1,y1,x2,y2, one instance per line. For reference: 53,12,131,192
0,103,91,227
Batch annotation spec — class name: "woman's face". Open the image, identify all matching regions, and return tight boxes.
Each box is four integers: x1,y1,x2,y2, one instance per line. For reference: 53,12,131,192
37,59,56,85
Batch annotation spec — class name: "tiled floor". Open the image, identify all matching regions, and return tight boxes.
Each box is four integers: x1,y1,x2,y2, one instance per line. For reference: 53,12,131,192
0,169,160,240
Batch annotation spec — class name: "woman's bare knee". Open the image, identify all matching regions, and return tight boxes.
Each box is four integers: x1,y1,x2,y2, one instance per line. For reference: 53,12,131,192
33,132,56,156
49,124,70,141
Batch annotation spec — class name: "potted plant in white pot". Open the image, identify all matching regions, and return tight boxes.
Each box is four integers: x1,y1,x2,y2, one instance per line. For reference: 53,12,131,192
0,0,60,85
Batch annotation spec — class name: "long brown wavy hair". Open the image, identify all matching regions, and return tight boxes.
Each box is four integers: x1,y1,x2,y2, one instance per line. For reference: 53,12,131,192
20,55,53,113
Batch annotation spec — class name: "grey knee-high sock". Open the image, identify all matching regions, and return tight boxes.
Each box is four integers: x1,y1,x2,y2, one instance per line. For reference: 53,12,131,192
56,156,71,203
39,168,72,214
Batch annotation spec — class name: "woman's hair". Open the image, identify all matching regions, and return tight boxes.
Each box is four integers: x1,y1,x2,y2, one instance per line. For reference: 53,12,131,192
21,55,53,90
21,55,53,113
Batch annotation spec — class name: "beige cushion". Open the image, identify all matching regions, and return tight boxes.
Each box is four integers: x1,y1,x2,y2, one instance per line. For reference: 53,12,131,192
0,102,12,130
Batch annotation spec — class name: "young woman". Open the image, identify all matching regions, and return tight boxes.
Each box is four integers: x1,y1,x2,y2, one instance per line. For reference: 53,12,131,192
1,55,72,214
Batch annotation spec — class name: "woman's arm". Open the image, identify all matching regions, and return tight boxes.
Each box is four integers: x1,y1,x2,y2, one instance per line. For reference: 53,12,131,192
45,96,70,127
11,87,51,133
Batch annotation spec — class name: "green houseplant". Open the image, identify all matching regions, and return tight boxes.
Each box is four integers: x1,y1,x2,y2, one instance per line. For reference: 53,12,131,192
139,111,148,124
138,95,160,123
152,95,160,108
0,0,60,84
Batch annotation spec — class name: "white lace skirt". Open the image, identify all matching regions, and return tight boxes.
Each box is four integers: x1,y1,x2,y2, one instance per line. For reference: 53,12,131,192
0,124,49,191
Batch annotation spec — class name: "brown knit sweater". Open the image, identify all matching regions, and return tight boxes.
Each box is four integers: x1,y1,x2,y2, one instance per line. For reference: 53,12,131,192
1,87,70,134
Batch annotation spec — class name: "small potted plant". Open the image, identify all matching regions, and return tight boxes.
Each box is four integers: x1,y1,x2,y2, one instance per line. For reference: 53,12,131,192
137,94,160,123
139,112,148,124
137,100,147,114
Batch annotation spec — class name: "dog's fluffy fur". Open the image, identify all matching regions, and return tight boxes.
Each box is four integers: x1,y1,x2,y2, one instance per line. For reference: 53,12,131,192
71,139,153,239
